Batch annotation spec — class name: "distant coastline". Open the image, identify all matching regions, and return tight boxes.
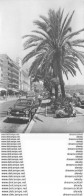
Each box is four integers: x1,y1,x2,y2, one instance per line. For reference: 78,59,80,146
65,84,84,95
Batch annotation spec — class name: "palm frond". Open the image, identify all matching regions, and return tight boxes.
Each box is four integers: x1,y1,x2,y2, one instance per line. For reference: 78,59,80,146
65,56,77,63
74,51,84,65
69,28,84,39
70,39,84,48
62,11,74,36
22,35,29,39
60,12,69,36
64,60,82,74
22,49,37,64
62,68,69,79
34,20,47,32
23,42,37,50
73,45,84,48
32,30,50,40
39,15,49,24
24,35,44,45
70,39,84,45
60,8,64,24
29,54,44,75
63,64,76,76
63,29,84,45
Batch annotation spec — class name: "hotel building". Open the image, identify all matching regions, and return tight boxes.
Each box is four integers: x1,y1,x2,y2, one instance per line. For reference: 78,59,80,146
0,54,19,92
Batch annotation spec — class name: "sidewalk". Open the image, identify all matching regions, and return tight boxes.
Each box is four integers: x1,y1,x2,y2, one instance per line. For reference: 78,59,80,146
0,96,26,103
0,96,18,103
26,100,84,133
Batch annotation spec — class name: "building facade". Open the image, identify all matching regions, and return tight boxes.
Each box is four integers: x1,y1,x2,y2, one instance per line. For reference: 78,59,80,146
0,54,19,92
19,69,30,92
0,57,3,87
17,58,30,92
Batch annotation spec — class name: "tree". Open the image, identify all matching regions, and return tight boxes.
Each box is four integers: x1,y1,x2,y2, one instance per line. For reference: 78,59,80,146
22,8,84,98
30,66,59,98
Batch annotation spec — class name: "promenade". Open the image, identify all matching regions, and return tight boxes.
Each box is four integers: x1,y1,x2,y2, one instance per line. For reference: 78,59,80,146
0,96,18,103
26,100,84,133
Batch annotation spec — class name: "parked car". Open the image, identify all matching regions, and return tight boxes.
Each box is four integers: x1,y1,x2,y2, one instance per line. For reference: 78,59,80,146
75,95,84,108
26,96,39,108
7,98,38,121
55,107,76,118
26,95,35,101
54,102,76,118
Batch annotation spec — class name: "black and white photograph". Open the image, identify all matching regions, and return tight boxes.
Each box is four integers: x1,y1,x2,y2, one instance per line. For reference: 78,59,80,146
0,1,84,196
0,0,84,133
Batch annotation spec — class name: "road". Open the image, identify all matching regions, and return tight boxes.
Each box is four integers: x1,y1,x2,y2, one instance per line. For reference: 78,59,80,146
0,99,30,133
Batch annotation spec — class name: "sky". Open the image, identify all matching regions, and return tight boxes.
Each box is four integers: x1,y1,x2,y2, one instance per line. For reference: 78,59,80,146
0,0,84,84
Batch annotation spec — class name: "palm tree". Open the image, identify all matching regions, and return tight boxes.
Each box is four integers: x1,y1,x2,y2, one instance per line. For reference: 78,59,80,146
29,65,59,98
22,8,84,98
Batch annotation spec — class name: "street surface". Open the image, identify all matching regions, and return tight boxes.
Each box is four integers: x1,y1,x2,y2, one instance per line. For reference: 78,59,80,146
0,99,30,133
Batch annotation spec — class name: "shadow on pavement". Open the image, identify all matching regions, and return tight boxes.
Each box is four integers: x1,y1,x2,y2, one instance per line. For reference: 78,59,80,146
4,118,28,124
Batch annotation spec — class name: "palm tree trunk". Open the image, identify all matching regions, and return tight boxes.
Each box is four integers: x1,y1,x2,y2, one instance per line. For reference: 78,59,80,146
52,66,59,99
49,88,52,97
58,71,65,98
57,62,65,98
60,80,65,98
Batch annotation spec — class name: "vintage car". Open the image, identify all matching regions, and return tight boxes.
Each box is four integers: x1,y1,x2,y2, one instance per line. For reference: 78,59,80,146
7,98,38,121
78,95,84,108
26,95,35,101
55,107,76,118
74,95,84,109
